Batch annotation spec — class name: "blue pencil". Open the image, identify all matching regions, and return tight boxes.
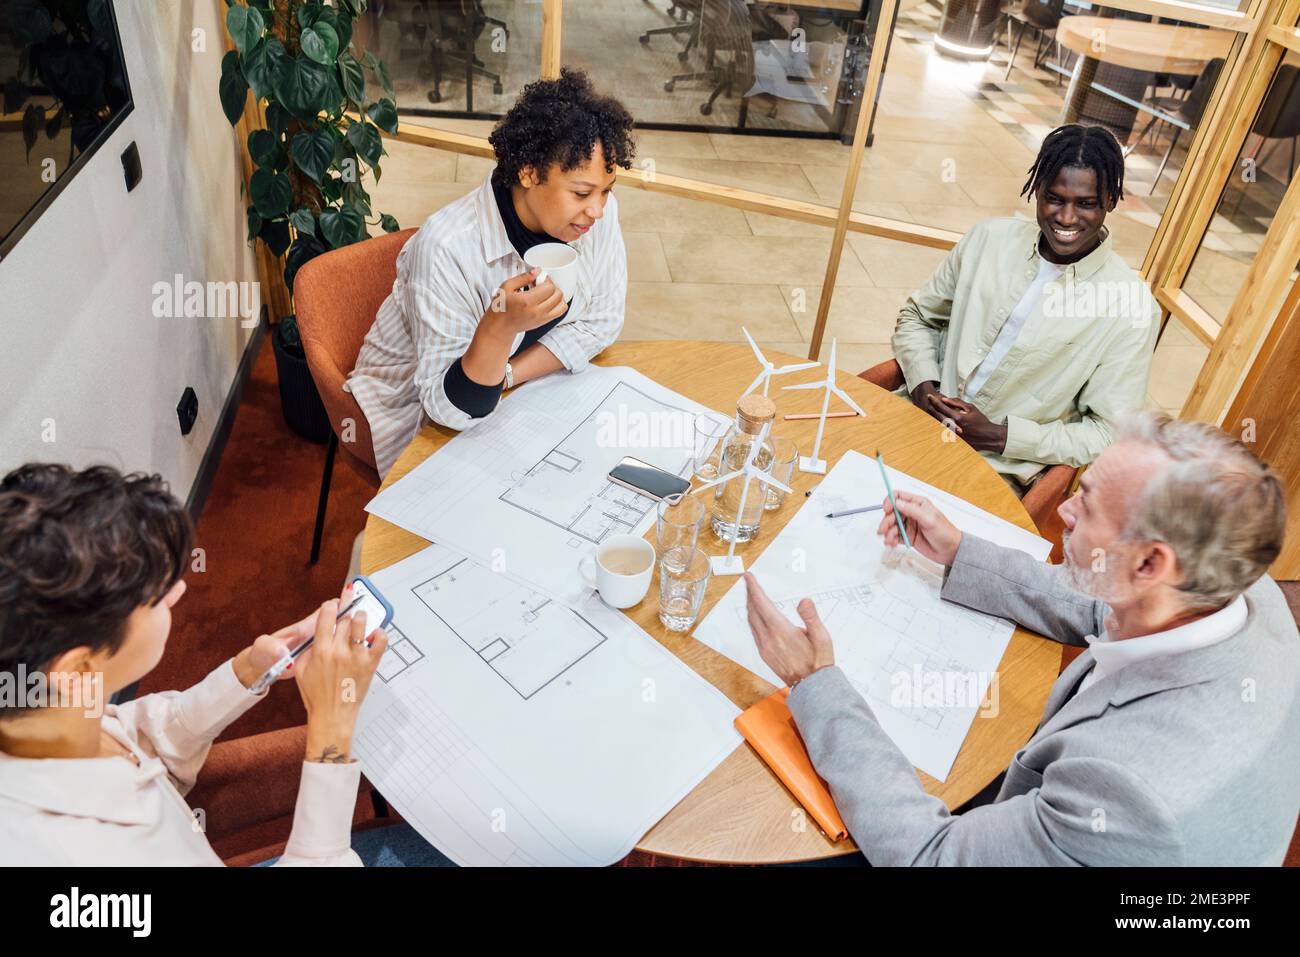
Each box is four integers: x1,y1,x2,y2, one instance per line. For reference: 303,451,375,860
875,450,912,550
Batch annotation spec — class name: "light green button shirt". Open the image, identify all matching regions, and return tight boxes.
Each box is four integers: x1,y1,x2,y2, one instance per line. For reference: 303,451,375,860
891,216,1158,487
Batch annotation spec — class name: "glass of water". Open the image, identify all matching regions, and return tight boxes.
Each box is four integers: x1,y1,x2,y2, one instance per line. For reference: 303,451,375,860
658,546,711,632
764,436,799,510
656,494,705,557
693,414,729,481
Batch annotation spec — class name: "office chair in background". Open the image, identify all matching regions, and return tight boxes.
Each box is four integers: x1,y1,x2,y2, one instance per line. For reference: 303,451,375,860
421,0,507,111
640,0,705,62
1000,0,1065,84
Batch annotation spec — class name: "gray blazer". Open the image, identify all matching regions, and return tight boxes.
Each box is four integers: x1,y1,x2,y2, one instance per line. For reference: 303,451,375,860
787,534,1300,865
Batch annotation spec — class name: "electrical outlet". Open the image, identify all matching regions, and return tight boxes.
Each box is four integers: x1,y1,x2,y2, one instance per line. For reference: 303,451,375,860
177,387,198,436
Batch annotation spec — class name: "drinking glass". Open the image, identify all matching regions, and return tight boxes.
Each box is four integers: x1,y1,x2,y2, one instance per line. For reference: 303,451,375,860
656,495,705,557
658,546,711,632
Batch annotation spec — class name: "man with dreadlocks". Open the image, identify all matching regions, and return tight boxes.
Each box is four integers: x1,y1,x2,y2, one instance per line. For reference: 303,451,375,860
890,124,1157,495
346,69,636,478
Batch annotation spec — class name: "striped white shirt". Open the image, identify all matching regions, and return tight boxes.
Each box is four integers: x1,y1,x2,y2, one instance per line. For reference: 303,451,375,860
344,174,628,477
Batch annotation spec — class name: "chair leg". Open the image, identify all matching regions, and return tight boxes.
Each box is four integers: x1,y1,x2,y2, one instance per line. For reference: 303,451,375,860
310,430,338,566
1004,22,1024,82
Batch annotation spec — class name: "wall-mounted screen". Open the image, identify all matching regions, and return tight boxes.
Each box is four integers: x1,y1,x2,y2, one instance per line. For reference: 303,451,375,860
1,0,133,260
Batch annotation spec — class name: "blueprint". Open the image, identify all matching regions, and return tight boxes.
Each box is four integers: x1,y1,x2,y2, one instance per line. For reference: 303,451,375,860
354,541,743,867
365,366,718,603
693,449,1052,781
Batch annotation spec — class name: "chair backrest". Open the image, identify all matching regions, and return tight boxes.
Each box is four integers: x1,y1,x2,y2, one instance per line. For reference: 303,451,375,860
1183,57,1225,125
293,227,418,476
1023,0,1066,30
1253,64,1300,140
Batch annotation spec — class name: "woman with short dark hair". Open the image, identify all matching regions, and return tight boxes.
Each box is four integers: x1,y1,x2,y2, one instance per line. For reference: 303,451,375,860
0,463,394,865
346,68,637,477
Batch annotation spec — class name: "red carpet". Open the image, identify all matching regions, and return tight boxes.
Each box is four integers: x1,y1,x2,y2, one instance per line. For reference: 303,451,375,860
138,334,374,741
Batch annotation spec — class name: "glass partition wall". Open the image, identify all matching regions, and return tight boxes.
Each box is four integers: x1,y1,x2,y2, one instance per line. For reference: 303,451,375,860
354,0,1299,421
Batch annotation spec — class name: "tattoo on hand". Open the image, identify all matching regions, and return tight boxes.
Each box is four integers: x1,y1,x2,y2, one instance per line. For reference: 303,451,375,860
310,745,351,764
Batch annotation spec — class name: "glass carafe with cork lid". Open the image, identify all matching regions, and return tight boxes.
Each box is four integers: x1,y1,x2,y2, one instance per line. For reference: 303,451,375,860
709,394,776,543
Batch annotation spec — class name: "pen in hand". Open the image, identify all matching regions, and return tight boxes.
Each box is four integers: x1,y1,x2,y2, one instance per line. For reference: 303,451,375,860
248,594,365,696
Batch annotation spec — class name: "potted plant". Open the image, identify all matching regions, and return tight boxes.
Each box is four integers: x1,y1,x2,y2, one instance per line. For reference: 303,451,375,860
219,0,400,441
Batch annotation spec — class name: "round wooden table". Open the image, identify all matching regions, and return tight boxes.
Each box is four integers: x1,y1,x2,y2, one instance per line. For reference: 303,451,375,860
361,341,1062,864
1054,14,1234,130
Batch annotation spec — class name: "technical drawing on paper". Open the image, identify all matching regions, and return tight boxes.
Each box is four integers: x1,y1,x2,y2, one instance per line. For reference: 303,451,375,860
733,579,1000,730
412,557,605,700
498,380,694,545
375,625,425,684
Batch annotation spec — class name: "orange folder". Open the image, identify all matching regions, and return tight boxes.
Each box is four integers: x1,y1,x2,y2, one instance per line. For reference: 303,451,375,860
735,688,848,843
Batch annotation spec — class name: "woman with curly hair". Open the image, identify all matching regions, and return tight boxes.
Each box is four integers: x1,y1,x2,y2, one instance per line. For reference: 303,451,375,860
346,69,637,477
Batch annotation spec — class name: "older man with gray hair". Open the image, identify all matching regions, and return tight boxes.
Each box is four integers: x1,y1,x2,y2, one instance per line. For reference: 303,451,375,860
744,411,1299,865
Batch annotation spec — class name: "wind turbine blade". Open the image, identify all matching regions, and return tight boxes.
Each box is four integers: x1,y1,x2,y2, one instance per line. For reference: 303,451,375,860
774,361,818,374
833,386,866,417
741,370,767,398
782,380,826,391
696,470,743,491
826,339,838,386
741,327,767,368
754,473,793,495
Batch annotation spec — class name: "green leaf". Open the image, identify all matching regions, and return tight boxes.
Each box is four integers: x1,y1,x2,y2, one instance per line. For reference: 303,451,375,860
290,127,334,185
367,98,398,135
242,38,286,102
320,175,344,204
250,167,292,218
301,22,339,65
345,120,382,167
87,0,112,39
289,208,317,235
218,50,248,126
335,14,353,52
246,205,263,243
247,129,282,168
7,0,53,46
343,180,371,216
338,51,365,107
375,59,394,98
264,101,290,139
226,4,264,56
22,103,43,159
380,213,400,233
320,206,365,248
260,218,292,257
274,56,332,121
285,234,326,292
297,2,329,28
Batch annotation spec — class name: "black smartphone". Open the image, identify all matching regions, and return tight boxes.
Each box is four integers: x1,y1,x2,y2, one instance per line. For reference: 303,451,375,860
607,456,692,504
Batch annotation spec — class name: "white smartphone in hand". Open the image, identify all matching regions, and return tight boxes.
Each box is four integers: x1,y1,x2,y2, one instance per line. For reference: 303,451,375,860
345,576,394,639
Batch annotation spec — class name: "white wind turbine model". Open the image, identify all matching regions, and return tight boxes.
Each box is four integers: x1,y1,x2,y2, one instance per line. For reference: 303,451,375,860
782,338,865,475
695,420,791,576
741,327,818,398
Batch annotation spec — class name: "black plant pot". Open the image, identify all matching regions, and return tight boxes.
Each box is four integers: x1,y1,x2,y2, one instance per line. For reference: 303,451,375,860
271,320,331,443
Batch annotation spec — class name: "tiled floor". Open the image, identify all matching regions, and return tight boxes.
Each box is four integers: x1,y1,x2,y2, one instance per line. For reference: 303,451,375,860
365,1,1250,417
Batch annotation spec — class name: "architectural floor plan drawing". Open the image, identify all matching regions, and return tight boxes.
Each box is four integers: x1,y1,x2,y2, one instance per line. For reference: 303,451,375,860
694,449,1051,781
498,379,695,546
354,540,742,867
375,625,425,684
411,556,605,699
364,366,719,602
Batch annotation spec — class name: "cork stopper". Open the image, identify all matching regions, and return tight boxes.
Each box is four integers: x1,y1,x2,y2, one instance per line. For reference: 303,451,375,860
736,394,776,435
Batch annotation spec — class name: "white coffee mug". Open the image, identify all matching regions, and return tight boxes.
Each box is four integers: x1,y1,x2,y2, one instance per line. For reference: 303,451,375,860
524,242,580,302
579,534,655,609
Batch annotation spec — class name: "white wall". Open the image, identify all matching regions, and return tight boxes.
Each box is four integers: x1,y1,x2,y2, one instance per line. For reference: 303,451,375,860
0,0,260,500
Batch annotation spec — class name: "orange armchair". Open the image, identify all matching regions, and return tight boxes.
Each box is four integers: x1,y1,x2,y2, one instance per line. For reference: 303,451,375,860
857,358,1074,560
293,228,418,563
